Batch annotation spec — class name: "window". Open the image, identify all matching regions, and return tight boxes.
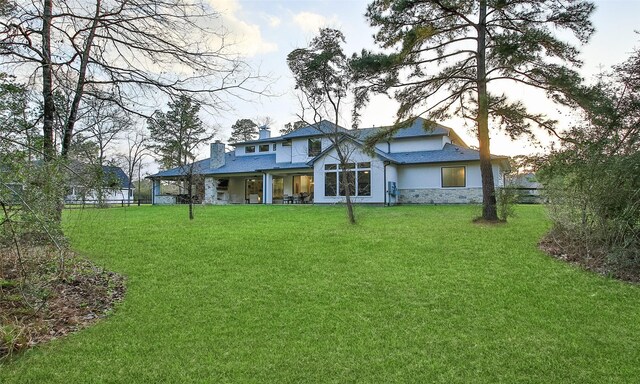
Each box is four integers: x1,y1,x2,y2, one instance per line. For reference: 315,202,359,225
324,162,371,197
259,144,269,152
325,172,337,196
273,143,277,151
308,138,321,157
442,166,465,187
357,171,371,196
283,140,292,147
245,145,255,153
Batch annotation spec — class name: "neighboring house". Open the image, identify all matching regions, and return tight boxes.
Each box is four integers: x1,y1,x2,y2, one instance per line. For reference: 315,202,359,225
148,118,510,205
506,172,543,204
65,165,134,203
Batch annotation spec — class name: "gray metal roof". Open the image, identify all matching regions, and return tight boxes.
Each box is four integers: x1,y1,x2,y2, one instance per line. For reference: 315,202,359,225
387,143,507,164
229,118,463,146
278,120,349,140
150,153,312,178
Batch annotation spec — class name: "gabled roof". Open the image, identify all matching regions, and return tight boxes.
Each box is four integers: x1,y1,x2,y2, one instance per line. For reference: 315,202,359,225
305,135,398,166
387,143,508,164
149,153,311,178
102,166,132,189
278,120,349,140
230,117,462,146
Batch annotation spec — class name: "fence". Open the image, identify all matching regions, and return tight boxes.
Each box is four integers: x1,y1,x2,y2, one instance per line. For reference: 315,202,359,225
64,198,152,209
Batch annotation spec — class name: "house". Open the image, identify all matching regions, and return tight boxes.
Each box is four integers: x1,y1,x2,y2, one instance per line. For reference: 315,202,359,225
147,118,509,205
65,165,134,203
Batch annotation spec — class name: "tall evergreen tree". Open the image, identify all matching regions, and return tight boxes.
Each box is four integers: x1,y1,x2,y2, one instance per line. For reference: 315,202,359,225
147,95,213,170
352,0,595,221
228,119,258,143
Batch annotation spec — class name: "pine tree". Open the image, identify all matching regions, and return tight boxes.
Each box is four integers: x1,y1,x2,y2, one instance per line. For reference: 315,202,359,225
147,95,212,170
228,119,258,143
353,0,595,221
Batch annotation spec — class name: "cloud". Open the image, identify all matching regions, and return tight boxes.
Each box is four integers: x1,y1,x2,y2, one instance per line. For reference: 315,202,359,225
206,0,278,57
293,11,340,34
263,14,282,28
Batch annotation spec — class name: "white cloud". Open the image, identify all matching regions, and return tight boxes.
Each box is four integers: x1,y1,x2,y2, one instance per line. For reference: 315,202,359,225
206,0,278,57
264,14,282,28
293,11,340,34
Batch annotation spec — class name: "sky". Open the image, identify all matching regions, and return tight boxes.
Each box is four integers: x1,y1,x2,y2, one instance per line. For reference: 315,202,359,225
186,0,640,159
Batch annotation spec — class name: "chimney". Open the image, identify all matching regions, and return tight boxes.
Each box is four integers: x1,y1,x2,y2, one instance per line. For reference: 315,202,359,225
259,125,271,140
210,141,225,169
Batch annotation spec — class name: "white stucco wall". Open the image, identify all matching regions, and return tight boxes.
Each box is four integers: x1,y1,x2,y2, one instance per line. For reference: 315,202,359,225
235,142,276,157
291,137,332,163
389,137,444,153
397,162,503,189
276,142,292,163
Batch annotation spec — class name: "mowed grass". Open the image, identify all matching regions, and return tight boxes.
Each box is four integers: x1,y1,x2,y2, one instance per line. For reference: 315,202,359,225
1,205,639,383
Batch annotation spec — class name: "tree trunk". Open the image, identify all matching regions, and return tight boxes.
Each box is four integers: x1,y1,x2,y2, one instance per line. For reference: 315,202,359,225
61,0,102,158
340,164,356,224
188,174,194,220
41,0,55,162
476,0,498,221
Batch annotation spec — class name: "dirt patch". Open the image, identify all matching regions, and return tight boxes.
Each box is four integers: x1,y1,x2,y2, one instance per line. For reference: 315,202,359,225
1,248,125,360
539,231,639,284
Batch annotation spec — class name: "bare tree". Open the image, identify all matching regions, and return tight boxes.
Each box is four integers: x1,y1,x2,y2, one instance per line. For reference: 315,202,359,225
0,0,264,162
119,128,148,206
288,28,358,224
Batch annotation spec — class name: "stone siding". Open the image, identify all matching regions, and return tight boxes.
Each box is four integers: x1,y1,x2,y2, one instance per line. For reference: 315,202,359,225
203,178,217,204
398,188,483,204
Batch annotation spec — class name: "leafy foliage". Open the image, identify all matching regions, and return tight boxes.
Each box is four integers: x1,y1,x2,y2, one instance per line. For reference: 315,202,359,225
228,119,258,143
538,47,640,281
147,95,213,170
287,28,358,224
352,0,595,220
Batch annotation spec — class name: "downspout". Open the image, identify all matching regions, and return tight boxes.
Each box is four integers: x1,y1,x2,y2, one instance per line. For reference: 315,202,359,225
262,172,266,204
383,161,389,207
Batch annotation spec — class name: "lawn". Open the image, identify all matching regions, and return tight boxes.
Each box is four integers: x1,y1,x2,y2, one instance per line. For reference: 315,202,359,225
1,205,639,383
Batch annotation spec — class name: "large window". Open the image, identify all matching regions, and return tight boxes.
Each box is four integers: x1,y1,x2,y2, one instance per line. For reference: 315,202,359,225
259,144,270,152
324,162,371,197
308,138,321,157
442,166,466,187
245,145,255,154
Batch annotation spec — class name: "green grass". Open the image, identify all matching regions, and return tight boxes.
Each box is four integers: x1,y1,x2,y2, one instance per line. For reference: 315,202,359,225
1,205,639,383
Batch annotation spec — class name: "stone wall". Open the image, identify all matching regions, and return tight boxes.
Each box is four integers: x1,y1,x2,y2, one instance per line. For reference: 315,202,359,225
398,188,483,204
204,178,217,204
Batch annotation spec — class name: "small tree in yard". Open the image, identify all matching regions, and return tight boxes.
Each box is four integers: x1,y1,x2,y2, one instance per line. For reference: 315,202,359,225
288,28,358,224
352,0,595,221
119,129,149,206
147,95,214,220
538,47,640,282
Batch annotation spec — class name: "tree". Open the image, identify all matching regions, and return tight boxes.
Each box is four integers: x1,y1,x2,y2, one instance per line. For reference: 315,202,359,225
228,119,258,143
352,0,595,221
0,0,261,162
68,98,132,205
119,129,149,206
288,28,358,224
147,95,214,219
538,47,640,281
280,120,305,135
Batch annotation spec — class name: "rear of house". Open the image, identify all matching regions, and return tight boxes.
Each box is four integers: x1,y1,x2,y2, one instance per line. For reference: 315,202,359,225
148,118,509,205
